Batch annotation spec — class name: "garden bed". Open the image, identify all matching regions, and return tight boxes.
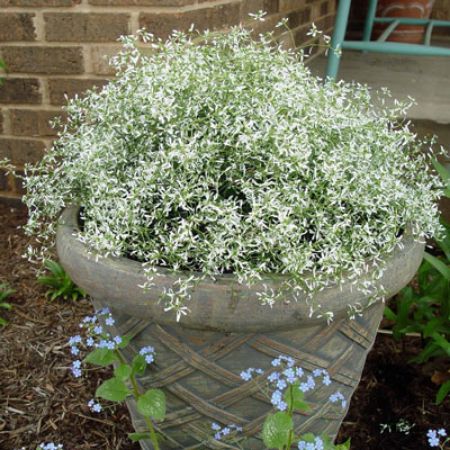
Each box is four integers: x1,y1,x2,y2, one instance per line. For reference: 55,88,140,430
0,203,448,449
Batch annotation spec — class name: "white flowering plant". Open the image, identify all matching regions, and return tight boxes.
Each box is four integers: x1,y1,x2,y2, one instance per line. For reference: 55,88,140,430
12,25,444,318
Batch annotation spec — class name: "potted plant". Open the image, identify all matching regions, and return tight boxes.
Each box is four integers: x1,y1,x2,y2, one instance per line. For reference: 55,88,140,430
374,0,436,43
18,26,443,448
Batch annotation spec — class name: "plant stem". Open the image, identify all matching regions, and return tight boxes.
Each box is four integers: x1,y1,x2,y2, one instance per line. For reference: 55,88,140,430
116,351,161,450
285,385,295,450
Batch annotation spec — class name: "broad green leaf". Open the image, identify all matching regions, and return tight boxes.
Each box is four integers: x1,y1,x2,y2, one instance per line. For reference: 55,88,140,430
262,412,293,449
132,354,147,376
128,432,152,442
423,253,450,281
137,389,166,420
85,348,118,366
335,438,351,450
284,384,310,412
114,363,132,381
0,302,12,310
436,380,450,405
96,377,130,402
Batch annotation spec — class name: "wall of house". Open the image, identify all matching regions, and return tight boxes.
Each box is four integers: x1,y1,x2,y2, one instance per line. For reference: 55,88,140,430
0,0,335,203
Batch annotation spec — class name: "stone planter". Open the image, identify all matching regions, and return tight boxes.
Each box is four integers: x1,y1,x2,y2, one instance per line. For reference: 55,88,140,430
57,207,424,449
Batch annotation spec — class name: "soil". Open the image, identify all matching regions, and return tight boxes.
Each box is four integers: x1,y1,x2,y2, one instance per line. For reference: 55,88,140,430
0,203,448,450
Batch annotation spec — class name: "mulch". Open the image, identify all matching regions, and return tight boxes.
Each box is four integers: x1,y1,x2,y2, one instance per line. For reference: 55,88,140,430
0,203,448,450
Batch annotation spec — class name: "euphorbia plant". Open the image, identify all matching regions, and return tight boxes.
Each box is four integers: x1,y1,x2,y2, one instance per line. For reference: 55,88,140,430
4,23,444,321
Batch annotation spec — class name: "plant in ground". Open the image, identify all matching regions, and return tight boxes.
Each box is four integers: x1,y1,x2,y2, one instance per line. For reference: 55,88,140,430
384,159,450,404
67,308,166,450
0,282,14,326
37,259,85,301
208,356,350,449
10,24,442,320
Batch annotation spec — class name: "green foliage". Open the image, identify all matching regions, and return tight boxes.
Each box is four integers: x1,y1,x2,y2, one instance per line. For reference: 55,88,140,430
262,412,293,449
96,377,130,402
38,260,85,301
284,383,310,412
0,283,14,326
137,389,166,421
23,26,443,320
85,348,118,366
385,158,450,404
0,58,5,87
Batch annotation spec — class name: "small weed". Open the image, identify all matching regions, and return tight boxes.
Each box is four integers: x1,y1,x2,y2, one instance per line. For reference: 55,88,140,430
38,260,85,301
0,283,14,326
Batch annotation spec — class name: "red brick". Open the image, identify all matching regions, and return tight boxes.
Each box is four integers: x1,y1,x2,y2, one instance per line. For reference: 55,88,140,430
45,13,130,43
287,7,311,29
10,109,65,137
0,14,36,41
280,0,307,12
89,0,196,5
0,169,9,191
0,0,79,6
13,169,26,195
0,78,41,104
91,45,121,76
139,3,241,39
48,78,108,105
0,46,83,74
241,0,279,17
0,138,46,165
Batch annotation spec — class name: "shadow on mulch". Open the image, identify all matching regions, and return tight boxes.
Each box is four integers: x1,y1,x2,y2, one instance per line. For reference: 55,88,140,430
0,203,448,449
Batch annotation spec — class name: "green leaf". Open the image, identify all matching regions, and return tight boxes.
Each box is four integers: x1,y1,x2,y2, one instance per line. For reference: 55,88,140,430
436,380,450,405
383,306,397,322
432,158,450,182
137,389,166,421
335,438,351,450
117,334,131,349
0,302,12,310
85,348,118,367
114,363,132,381
132,354,147,376
262,412,293,449
128,432,152,442
423,253,450,281
284,384,310,412
96,377,130,402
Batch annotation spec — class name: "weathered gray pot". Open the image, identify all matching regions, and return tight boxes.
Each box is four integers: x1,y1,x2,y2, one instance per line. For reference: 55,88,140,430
57,207,424,449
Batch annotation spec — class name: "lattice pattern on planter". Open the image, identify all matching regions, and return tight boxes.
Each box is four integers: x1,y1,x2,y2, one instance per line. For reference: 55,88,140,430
95,300,384,450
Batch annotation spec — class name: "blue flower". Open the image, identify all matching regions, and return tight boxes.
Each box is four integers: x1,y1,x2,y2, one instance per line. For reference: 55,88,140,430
427,429,440,447
38,443,63,450
88,399,102,413
71,360,82,378
105,316,115,326
93,325,103,335
139,346,155,355
113,336,122,345
68,335,82,346
211,422,221,431
276,378,287,390
268,372,280,383
240,369,253,381
70,346,80,356
283,368,296,384
300,376,315,393
145,354,154,364
329,391,347,409
86,337,94,347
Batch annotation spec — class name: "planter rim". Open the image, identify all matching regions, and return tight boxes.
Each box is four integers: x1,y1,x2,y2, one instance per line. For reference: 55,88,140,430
56,206,424,332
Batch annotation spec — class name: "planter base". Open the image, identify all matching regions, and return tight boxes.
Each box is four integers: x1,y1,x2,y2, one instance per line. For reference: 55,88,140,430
93,299,384,449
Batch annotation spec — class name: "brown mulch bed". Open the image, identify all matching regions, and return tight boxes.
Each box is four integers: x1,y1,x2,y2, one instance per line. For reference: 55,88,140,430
0,203,448,449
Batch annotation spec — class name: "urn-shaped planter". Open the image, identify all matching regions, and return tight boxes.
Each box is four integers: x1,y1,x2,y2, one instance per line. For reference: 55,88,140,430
57,207,424,449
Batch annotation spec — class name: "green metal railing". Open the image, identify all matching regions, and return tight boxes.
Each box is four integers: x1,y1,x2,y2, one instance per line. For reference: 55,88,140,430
326,0,450,80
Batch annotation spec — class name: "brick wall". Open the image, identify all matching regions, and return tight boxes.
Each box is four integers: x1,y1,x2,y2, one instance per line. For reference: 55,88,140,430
0,0,335,203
